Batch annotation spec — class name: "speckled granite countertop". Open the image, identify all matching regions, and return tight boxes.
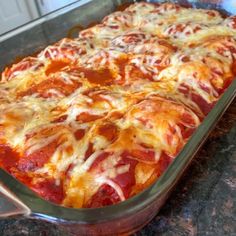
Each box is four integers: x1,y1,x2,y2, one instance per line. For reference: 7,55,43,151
0,99,235,236
0,0,236,234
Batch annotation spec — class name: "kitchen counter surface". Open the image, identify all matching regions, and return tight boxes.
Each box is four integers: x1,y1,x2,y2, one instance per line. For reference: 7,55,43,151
0,99,235,236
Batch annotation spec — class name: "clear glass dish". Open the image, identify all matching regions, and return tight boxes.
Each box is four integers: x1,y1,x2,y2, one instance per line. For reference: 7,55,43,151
0,0,236,235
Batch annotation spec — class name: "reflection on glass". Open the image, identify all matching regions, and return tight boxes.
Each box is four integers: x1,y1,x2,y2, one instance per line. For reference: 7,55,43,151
0,0,78,35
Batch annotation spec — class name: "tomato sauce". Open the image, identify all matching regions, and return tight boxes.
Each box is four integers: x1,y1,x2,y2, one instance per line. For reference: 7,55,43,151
0,145,19,172
156,152,172,176
191,93,215,116
89,152,138,203
112,157,137,198
178,83,215,115
18,140,58,171
78,67,114,85
53,115,68,123
19,76,81,98
32,178,64,204
74,129,85,141
0,145,33,187
124,148,156,164
45,60,70,76
88,152,109,172
84,143,94,161
76,112,103,123
86,184,120,208
98,123,118,142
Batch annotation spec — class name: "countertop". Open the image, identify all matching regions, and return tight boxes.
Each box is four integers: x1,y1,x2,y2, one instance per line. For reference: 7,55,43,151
0,99,235,236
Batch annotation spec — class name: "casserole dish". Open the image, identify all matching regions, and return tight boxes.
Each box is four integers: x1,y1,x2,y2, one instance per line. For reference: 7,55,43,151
1,0,236,235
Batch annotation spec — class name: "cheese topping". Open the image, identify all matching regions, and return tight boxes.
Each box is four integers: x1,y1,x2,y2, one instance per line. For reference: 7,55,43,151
0,2,236,208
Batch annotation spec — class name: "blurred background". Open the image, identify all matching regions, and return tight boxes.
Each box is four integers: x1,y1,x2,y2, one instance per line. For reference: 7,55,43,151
0,0,79,35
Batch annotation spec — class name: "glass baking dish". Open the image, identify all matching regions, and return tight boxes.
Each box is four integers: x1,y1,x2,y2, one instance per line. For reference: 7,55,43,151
0,0,236,235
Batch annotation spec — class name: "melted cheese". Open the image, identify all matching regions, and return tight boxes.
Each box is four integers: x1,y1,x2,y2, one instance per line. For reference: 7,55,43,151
1,2,236,208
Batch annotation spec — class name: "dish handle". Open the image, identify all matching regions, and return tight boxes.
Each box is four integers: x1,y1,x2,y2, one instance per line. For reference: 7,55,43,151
0,182,30,218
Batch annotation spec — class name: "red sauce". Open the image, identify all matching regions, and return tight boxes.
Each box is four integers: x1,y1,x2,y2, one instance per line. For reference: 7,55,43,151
179,124,196,139
18,140,58,171
98,123,118,142
10,169,32,186
123,148,156,163
78,67,114,85
19,76,81,98
89,152,110,171
53,115,68,123
156,152,172,176
45,60,70,76
112,157,137,198
64,163,75,179
76,112,103,123
193,95,215,115
181,55,190,62
129,65,153,82
116,57,129,84
218,77,234,95
110,111,124,120
86,184,120,208
0,145,33,186
0,145,19,172
181,111,198,127
84,142,94,161
89,152,137,201
166,126,176,146
32,178,64,204
232,61,236,76
74,129,85,141
178,83,214,115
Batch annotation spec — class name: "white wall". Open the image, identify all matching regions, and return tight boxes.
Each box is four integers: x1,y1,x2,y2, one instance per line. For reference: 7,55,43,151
0,0,34,34
0,0,78,35
36,0,78,15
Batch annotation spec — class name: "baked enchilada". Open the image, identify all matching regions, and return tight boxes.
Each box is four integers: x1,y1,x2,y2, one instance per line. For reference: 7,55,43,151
0,2,236,208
